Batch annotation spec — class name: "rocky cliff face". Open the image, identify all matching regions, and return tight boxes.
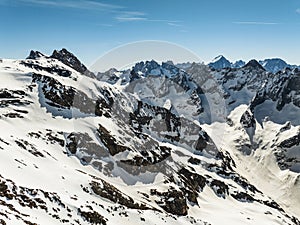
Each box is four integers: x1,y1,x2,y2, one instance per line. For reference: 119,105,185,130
51,48,96,78
0,49,299,225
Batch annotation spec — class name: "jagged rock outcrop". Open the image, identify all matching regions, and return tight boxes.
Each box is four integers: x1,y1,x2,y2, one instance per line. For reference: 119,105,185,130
0,50,300,225
243,59,266,71
51,48,95,78
26,50,46,59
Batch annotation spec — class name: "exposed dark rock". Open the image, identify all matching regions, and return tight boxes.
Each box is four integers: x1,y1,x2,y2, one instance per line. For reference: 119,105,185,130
0,138,9,146
51,48,95,78
14,109,28,114
150,189,188,216
244,60,265,71
32,73,75,108
78,209,107,225
91,180,149,210
170,70,191,91
291,216,300,225
0,89,16,98
97,124,131,156
188,157,201,165
231,192,255,202
3,113,23,118
195,130,209,151
226,117,234,126
96,68,119,84
129,69,140,82
15,139,45,157
240,110,256,128
66,132,109,163
178,168,206,205
95,88,114,118
46,132,64,147
66,134,77,154
132,60,160,77
206,162,260,194
120,145,171,167
216,151,236,170
0,175,51,217
129,100,181,142
278,132,300,148
178,168,206,191
0,89,31,107
26,50,46,59
279,122,291,132
232,176,260,193
209,179,229,198
262,200,285,212
274,150,300,172
32,73,103,116
250,69,300,118
22,61,72,77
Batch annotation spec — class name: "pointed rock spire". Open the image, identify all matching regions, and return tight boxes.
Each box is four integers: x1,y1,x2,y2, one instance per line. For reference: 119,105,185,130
26,50,46,59
51,48,95,78
244,59,265,70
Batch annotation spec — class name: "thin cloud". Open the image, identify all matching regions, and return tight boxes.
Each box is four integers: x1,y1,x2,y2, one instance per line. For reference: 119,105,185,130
152,20,183,28
12,0,184,27
297,8,300,14
233,21,281,25
115,16,147,22
17,0,123,11
121,11,146,16
116,14,183,26
147,19,182,23
167,22,182,27
115,11,147,22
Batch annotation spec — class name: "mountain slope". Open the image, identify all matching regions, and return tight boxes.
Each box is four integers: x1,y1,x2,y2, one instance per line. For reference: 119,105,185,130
0,49,299,225
208,56,299,74
208,55,232,69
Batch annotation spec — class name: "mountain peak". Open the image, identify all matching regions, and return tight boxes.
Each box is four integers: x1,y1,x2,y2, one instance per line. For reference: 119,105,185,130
51,48,82,67
26,50,46,60
1,49,300,224
133,60,160,73
212,55,227,62
244,59,265,70
50,48,95,78
259,58,288,73
209,55,231,69
232,60,246,68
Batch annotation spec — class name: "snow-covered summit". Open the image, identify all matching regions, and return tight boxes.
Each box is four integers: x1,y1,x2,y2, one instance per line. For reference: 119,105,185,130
208,55,299,74
0,49,299,225
209,55,231,69
258,58,300,74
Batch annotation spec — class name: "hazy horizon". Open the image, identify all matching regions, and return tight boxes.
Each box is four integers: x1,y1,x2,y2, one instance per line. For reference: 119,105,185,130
1,0,300,67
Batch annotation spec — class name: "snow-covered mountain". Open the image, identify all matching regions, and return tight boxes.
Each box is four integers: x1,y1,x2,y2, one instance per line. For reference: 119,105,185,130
0,49,299,225
208,55,232,69
208,55,299,74
232,60,246,68
259,58,289,74
258,58,300,74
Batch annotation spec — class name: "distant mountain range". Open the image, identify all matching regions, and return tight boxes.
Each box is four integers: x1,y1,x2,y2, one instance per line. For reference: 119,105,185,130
0,48,300,225
208,55,300,74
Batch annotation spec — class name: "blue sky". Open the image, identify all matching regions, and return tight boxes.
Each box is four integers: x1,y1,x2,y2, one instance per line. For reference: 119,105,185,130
1,0,300,68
